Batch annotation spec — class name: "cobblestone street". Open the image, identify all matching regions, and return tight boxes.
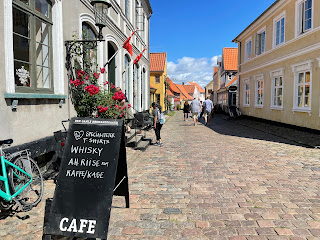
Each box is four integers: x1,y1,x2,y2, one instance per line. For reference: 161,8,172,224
1,111,320,240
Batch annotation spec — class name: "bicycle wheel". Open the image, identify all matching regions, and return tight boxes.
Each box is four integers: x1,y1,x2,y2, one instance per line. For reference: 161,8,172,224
9,156,44,207
0,182,13,210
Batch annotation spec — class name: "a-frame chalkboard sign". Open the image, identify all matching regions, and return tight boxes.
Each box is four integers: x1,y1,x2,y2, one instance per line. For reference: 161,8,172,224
45,118,129,239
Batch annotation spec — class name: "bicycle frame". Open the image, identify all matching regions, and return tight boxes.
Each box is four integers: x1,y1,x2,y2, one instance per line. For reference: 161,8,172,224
0,155,33,202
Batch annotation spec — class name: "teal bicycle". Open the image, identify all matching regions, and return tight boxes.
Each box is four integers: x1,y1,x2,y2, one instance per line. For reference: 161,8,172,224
0,139,44,212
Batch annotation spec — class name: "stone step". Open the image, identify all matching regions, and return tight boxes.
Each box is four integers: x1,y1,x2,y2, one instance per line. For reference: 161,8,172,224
135,139,151,151
125,131,136,143
126,134,143,148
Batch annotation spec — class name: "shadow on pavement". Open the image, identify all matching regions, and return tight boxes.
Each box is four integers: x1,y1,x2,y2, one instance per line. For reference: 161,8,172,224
198,113,320,149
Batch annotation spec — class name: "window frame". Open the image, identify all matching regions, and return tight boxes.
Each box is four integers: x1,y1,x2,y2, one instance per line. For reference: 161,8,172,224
245,37,252,62
124,0,130,20
273,11,286,48
254,74,264,108
155,74,160,83
270,68,285,110
13,0,54,93
295,0,314,37
243,78,250,107
255,26,266,56
291,59,313,114
155,93,160,105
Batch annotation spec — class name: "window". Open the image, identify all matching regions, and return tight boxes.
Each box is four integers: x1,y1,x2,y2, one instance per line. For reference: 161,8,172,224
124,54,131,99
243,79,250,106
142,13,145,41
255,75,264,107
256,27,266,55
125,0,130,19
296,0,313,36
245,37,252,61
270,68,284,109
135,0,139,29
273,12,285,48
297,72,310,108
82,23,97,72
155,75,160,83
292,60,313,113
13,0,53,92
155,94,160,105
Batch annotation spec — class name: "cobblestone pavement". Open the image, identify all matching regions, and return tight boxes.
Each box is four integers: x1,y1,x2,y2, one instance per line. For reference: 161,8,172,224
1,111,320,240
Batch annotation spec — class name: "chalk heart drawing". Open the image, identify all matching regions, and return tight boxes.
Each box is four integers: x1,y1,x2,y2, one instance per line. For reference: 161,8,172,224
74,130,84,140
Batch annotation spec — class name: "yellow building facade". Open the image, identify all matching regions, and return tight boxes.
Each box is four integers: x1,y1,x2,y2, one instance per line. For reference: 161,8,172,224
150,53,167,110
233,0,320,130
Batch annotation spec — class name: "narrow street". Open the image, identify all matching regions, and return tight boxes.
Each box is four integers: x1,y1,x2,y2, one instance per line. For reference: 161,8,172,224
1,111,320,240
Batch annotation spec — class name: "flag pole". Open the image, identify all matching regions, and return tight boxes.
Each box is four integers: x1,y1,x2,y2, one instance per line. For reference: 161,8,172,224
103,28,138,69
103,48,120,68
122,45,149,75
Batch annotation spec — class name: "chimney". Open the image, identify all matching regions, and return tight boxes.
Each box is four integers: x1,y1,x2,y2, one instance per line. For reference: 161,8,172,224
182,82,184,85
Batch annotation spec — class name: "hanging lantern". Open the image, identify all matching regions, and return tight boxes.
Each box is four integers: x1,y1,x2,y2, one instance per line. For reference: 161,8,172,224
91,0,111,39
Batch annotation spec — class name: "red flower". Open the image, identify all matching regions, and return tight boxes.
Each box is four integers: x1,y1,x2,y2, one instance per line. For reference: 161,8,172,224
93,72,100,79
70,79,84,87
100,68,106,73
111,83,115,89
112,91,125,101
85,75,89,80
128,104,131,108
85,85,99,95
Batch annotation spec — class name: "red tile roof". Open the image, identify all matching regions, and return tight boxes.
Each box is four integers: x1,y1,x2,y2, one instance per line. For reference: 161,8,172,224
175,84,193,101
183,85,196,94
167,89,174,97
223,48,238,71
225,76,237,87
150,52,167,72
167,77,180,94
187,82,205,93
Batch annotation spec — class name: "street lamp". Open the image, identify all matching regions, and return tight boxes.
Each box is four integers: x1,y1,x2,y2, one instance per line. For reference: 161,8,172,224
91,0,112,41
65,0,112,94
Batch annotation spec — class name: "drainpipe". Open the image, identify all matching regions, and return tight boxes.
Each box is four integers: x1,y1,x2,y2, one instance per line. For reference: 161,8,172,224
238,42,241,109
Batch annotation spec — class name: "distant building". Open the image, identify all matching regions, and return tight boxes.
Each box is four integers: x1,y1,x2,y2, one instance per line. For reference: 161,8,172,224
215,48,238,113
175,83,193,105
150,52,167,110
212,66,220,104
233,0,320,130
166,77,181,108
186,82,205,102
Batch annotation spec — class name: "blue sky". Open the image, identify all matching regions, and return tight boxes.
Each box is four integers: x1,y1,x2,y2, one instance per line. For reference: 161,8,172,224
149,0,276,87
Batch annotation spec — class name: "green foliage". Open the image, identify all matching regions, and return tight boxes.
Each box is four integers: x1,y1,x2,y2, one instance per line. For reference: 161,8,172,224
176,104,181,110
164,96,172,111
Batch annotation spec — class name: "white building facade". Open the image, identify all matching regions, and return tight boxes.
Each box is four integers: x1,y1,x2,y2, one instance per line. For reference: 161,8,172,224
0,0,152,157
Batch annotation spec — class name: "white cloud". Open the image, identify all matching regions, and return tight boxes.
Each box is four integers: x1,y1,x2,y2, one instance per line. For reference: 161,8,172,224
167,55,221,87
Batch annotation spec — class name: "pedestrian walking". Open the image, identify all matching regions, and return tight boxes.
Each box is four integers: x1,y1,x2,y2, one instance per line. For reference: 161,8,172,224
152,102,163,146
183,101,190,121
190,98,201,126
199,100,203,118
202,96,214,126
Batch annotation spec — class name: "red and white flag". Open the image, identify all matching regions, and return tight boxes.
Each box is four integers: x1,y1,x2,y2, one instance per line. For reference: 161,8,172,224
122,29,137,56
133,47,147,65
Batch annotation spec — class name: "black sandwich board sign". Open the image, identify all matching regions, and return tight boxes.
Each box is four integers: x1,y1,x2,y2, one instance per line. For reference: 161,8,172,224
45,118,129,239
